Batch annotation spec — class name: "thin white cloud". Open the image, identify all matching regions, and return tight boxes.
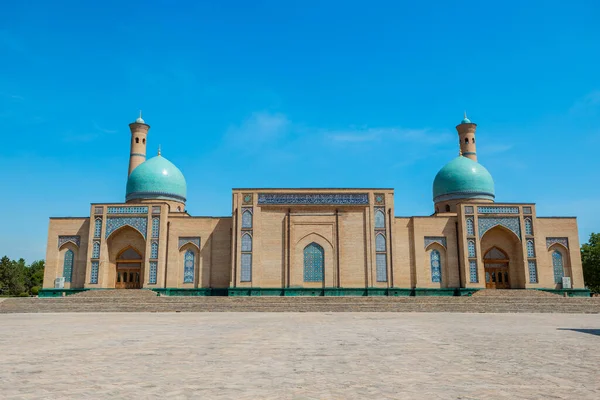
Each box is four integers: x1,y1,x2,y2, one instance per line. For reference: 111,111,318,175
226,112,290,145
569,90,600,114
326,127,452,145
93,121,118,134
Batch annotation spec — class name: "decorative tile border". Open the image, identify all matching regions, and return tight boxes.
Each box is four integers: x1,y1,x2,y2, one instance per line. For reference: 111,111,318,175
546,237,569,249
424,236,447,249
178,237,201,250
58,236,80,248
105,217,148,239
478,217,521,240
242,193,253,205
107,206,148,214
257,193,369,205
90,261,99,284
478,206,519,214
374,193,385,205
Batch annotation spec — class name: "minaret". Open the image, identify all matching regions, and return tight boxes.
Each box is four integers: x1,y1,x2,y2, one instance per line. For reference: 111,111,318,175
456,112,477,162
128,111,150,176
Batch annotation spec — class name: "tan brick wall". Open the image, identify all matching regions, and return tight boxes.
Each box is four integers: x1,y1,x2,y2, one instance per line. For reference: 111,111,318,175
44,218,90,289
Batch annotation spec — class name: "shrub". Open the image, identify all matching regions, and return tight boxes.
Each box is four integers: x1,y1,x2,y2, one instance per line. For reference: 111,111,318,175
31,286,40,296
18,292,29,297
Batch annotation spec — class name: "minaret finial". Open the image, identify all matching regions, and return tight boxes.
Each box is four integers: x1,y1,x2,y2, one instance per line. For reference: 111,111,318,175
464,110,467,119
158,145,161,156
135,110,145,124
139,110,142,119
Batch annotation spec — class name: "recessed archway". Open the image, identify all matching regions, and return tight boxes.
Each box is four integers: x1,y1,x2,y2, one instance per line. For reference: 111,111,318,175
480,225,525,289
107,226,146,289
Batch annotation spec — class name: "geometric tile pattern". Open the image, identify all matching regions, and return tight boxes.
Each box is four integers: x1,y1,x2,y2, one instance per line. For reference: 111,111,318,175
178,237,201,250
90,261,99,284
552,251,564,284
528,260,538,283
242,193,253,205
151,217,160,238
375,233,386,252
477,206,520,214
92,241,100,259
242,209,253,229
374,193,385,205
374,208,385,229
527,239,535,257
468,239,476,258
240,253,252,282
151,241,159,259
546,237,569,249
478,217,521,240
258,193,369,206
469,260,478,283
524,217,533,235
107,206,148,214
58,236,80,248
430,250,441,283
241,233,252,252
105,217,147,239
424,236,447,249
94,206,103,215
183,250,195,283
466,217,475,236
63,249,74,283
149,261,157,284
464,206,474,214
303,242,324,282
94,218,102,238
376,253,387,282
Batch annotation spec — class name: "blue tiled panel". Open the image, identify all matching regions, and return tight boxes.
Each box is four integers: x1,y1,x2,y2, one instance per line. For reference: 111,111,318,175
178,237,201,249
107,206,148,214
525,217,533,235
376,253,387,282
58,236,80,248
258,193,369,205
464,206,474,214
242,209,253,228
546,237,568,249
477,206,519,214
466,217,475,236
303,243,324,282
528,260,538,283
94,218,102,238
241,253,252,282
151,241,159,259
241,233,252,252
374,208,385,229
552,251,564,284
468,239,476,257
469,260,478,283
527,240,535,257
63,250,74,282
90,261,99,284
183,250,195,283
375,234,386,252
149,261,157,284
105,217,147,238
478,217,521,239
92,241,100,259
430,250,441,283
151,217,160,238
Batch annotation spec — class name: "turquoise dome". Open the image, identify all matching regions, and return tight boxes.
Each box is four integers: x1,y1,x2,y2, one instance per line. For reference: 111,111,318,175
461,116,472,124
126,155,187,203
433,156,495,202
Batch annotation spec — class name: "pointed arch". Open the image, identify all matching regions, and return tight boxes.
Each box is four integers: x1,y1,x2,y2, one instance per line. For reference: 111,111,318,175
92,241,100,259
117,246,142,260
296,232,334,248
374,209,385,229
241,232,252,252
303,242,324,282
150,241,159,259
375,233,386,252
484,246,508,261
242,209,253,229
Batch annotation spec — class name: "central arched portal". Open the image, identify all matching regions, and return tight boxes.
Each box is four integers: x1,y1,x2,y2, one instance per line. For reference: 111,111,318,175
115,247,142,289
484,247,510,289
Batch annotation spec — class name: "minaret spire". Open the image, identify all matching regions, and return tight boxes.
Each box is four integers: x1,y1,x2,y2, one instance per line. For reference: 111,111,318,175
158,145,161,156
456,113,477,161
128,112,150,176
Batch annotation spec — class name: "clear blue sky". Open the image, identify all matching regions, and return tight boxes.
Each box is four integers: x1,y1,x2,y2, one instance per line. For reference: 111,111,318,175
1,1,599,263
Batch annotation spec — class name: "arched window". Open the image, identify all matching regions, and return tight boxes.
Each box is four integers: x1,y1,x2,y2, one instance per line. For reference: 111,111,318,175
135,137,139,143
527,240,535,257
472,138,475,143
152,217,160,238
464,138,469,144
151,241,159,259
241,233,252,252
242,209,253,228
94,218,102,238
183,250,195,283
375,233,386,252
92,241,100,259
304,242,324,282
63,249,74,282
445,204,450,212
525,218,533,235
375,209,385,229
466,217,474,236
142,138,146,144
552,250,564,284
430,250,441,283
468,239,476,258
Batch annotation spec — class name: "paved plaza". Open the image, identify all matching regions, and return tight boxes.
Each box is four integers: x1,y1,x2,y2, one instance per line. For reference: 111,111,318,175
0,313,598,399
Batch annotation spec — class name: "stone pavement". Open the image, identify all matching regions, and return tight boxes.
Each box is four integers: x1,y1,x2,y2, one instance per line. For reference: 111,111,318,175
0,313,598,399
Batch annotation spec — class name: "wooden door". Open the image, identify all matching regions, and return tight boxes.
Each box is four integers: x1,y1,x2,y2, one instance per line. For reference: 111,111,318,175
115,267,141,289
485,266,510,289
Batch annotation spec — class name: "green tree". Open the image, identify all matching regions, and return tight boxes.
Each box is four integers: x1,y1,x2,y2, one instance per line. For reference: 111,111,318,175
581,233,600,294
0,257,26,295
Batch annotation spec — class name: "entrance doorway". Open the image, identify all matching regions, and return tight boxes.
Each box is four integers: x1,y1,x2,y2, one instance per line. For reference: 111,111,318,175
115,247,143,289
484,247,510,289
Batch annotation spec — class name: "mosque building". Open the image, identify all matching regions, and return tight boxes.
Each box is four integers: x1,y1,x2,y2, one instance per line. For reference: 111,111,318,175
41,113,587,296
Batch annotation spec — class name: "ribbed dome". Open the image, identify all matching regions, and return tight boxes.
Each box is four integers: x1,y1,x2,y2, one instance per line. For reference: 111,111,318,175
433,156,495,203
126,155,187,203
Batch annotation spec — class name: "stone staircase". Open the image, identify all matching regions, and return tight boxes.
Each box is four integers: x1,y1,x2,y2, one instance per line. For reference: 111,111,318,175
1,292,598,313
